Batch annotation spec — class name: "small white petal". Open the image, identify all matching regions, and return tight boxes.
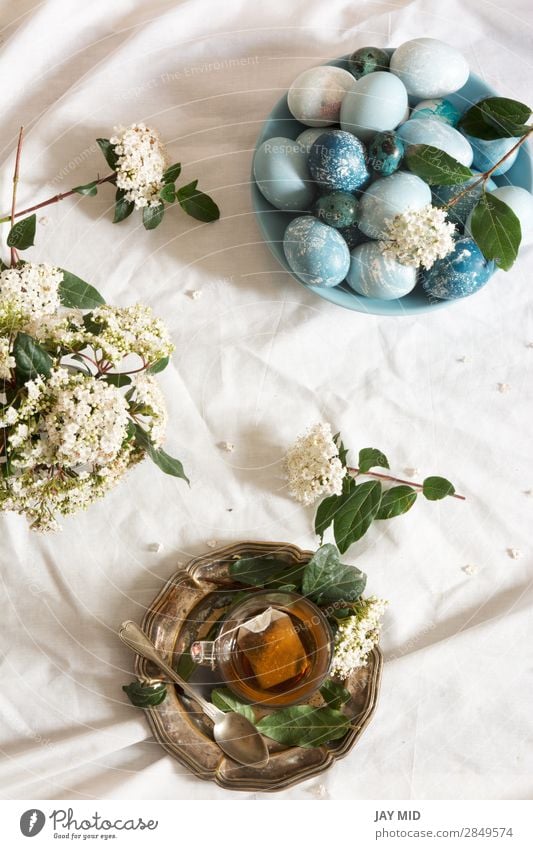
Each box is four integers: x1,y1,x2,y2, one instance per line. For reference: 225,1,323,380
219,441,235,453
497,383,511,393
507,547,522,560
149,542,164,553
206,539,218,549
462,564,479,576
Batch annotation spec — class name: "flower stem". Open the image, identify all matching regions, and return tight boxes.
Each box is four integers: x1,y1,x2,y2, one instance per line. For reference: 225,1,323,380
347,466,466,500
9,126,24,266
0,172,116,224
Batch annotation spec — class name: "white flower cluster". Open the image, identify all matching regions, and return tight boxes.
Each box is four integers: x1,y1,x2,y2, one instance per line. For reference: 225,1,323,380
331,596,388,680
285,422,346,506
381,204,456,270
110,123,167,208
0,263,63,331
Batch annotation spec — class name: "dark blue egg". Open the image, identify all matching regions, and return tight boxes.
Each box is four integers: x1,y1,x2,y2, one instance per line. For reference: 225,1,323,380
308,130,370,192
422,237,496,300
348,46,390,79
337,222,367,249
368,131,405,176
313,191,359,228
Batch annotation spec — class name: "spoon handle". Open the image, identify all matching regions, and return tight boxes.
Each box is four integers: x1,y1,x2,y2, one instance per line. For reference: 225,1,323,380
118,620,219,721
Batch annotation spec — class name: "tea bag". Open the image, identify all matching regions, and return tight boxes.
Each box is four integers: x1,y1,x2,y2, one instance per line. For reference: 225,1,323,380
237,607,309,690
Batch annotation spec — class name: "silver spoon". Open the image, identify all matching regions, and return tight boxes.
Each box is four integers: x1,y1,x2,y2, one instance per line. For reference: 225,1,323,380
118,620,269,769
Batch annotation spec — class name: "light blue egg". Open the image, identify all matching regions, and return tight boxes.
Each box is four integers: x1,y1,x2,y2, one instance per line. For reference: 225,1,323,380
358,171,431,238
465,134,520,176
390,38,469,99
296,128,327,153
340,71,408,142
411,98,461,126
465,185,533,245
308,130,370,192
283,216,350,287
346,241,417,299
422,237,495,300
398,118,473,166
432,171,497,230
253,136,315,211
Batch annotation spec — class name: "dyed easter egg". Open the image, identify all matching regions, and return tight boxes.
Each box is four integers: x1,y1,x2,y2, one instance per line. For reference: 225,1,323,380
358,172,431,239
287,66,355,127
296,128,327,153
313,191,359,228
346,241,417,299
390,38,469,98
411,98,461,126
397,118,473,166
337,223,367,249
466,134,520,176
432,172,496,229
283,216,350,287
340,72,408,142
347,46,390,79
368,131,405,176
308,130,370,191
253,137,315,211
465,185,533,245
422,237,495,300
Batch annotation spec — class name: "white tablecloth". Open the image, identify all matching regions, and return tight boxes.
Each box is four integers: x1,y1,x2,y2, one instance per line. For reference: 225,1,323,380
1,0,532,801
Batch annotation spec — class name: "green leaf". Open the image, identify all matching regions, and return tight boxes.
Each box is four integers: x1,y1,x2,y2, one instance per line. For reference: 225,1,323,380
122,681,167,707
133,424,189,483
422,476,455,501
376,485,417,519
459,98,531,140
143,202,165,230
163,163,182,183
302,544,366,604
333,431,348,467
333,481,382,554
13,332,52,381
113,189,135,223
358,447,390,474
176,181,220,222
470,193,521,271
211,688,256,722
7,214,36,249
102,373,132,387
405,145,473,186
159,183,176,203
256,705,351,748
148,356,170,374
72,180,98,196
315,493,341,541
320,679,351,710
229,556,295,587
58,269,105,309
96,137,119,170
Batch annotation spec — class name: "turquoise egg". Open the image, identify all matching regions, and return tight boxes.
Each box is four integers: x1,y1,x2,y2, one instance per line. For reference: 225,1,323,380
432,172,497,229
308,130,370,192
313,191,359,228
465,185,533,245
422,237,495,300
411,98,461,126
347,46,390,79
346,241,417,299
296,128,327,153
340,71,408,142
283,216,350,287
253,136,315,211
398,118,473,166
390,38,469,98
465,134,520,176
368,131,405,176
358,171,431,239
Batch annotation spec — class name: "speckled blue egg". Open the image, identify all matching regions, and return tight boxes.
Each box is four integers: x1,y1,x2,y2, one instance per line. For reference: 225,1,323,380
398,118,473,166
287,66,355,127
368,131,405,176
308,130,370,192
422,237,495,300
465,134,520,176
340,71,408,142
432,171,497,229
358,171,431,239
390,38,469,98
346,241,417,299
296,128,328,153
411,98,461,126
465,185,533,245
347,46,390,79
283,216,350,288
253,137,316,211
313,191,359,228
337,223,368,249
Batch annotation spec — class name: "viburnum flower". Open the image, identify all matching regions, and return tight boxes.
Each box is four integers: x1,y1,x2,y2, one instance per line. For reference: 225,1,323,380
331,596,388,679
0,263,63,332
285,422,346,506
380,204,456,270
109,123,167,208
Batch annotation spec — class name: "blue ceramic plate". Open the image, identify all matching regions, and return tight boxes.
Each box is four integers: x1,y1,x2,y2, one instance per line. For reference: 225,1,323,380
251,56,533,316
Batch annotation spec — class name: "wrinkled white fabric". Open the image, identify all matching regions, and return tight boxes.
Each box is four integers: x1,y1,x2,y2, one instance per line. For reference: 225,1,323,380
0,0,532,800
